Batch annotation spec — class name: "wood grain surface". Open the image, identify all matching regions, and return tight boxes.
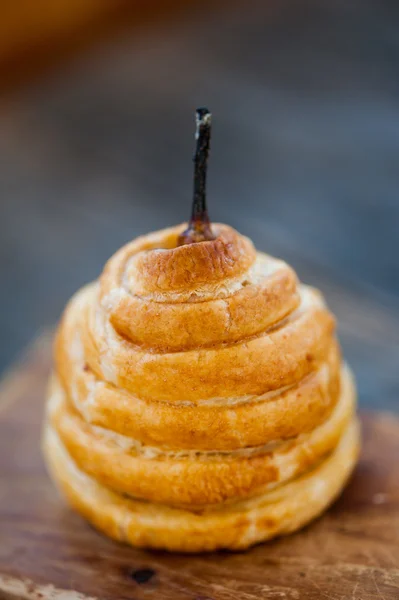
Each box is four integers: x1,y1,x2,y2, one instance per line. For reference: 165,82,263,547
0,337,398,600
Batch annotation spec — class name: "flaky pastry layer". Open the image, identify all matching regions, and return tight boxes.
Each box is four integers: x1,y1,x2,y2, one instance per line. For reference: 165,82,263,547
47,365,355,507
42,416,360,552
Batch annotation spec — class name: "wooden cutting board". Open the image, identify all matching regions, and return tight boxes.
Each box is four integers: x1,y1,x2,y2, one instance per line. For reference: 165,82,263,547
0,335,398,600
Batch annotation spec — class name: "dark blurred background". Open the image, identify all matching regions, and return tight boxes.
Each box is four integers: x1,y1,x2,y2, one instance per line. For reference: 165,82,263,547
0,0,398,410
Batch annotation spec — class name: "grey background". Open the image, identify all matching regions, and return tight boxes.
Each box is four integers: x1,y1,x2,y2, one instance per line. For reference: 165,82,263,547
0,0,398,409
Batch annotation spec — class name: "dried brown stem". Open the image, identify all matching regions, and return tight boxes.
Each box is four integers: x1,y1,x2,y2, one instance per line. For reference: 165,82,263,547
178,107,215,245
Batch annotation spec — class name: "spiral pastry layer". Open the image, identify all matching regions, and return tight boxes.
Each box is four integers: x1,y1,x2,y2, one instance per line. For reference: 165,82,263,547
42,223,360,551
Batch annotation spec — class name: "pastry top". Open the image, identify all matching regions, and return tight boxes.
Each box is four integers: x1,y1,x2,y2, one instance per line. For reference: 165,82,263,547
55,222,337,451
99,223,301,351
109,223,257,296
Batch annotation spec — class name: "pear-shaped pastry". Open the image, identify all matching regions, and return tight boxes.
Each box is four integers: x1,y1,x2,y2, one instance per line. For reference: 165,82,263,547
42,109,360,552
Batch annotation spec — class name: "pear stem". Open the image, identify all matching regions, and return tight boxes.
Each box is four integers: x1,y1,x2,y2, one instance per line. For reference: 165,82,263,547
178,107,215,245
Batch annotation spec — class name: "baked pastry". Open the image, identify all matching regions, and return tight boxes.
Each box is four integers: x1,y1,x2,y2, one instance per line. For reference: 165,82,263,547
42,109,360,552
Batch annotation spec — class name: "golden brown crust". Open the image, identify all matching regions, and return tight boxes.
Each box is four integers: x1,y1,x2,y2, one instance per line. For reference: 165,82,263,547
62,354,340,451
55,287,340,450
99,224,300,351
101,224,257,296
42,416,360,552
58,283,335,403
43,221,359,552
107,262,300,351
47,365,354,507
